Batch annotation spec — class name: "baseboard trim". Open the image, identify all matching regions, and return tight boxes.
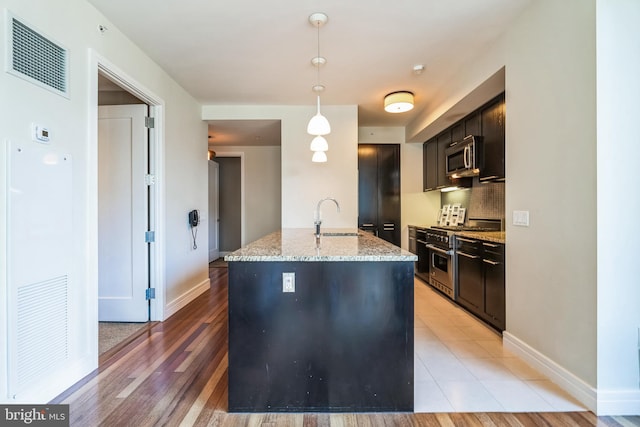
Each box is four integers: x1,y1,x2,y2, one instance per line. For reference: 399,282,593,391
596,389,640,416
503,332,596,412
164,278,210,319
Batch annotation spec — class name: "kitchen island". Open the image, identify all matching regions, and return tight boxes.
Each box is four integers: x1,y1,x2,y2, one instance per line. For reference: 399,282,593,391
225,229,417,412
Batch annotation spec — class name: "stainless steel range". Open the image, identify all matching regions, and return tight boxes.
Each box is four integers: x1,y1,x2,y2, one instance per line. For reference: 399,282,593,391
424,228,456,299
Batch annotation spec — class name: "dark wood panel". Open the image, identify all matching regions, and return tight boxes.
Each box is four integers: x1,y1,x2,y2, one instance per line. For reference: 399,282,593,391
423,139,437,191
358,144,400,245
228,261,414,412
436,131,452,189
357,145,378,229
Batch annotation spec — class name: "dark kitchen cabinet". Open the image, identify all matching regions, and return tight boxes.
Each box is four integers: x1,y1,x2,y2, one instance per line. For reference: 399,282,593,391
358,144,400,246
423,133,471,192
421,92,505,192
436,131,452,189
464,111,481,137
456,237,484,312
455,236,505,331
423,138,437,191
479,94,505,182
482,241,505,330
408,226,417,255
451,123,464,143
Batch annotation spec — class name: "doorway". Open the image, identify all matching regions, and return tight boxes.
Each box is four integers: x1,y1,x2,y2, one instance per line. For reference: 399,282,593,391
92,55,165,355
97,102,149,322
208,159,219,262
215,156,242,255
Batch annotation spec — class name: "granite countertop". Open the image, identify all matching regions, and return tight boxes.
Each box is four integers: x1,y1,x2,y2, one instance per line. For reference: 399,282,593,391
454,230,506,244
224,228,418,262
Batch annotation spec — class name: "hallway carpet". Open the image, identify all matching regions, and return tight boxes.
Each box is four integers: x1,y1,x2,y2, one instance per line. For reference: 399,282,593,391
98,322,149,355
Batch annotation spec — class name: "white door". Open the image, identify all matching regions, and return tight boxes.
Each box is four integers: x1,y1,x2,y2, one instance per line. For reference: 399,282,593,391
208,160,220,262
98,104,149,322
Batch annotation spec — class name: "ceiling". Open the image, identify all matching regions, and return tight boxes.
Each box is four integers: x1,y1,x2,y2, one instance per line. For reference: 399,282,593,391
87,0,530,145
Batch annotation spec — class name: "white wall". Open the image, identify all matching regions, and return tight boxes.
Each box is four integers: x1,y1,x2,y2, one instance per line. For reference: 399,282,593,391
502,0,598,397
596,0,640,414
404,0,640,414
213,146,282,244
0,0,207,402
202,105,359,230
358,126,441,250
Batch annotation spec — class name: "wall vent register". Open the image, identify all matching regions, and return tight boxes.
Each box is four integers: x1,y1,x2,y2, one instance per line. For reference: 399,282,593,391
7,13,69,97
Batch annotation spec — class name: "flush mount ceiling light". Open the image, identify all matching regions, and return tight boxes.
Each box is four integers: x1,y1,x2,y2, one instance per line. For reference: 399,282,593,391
384,91,414,113
307,12,331,139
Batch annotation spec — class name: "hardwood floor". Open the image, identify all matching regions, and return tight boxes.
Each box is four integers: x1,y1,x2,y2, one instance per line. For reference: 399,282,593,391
52,267,639,426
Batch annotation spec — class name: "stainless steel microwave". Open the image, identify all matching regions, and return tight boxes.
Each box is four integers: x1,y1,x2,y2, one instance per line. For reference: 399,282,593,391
445,135,482,178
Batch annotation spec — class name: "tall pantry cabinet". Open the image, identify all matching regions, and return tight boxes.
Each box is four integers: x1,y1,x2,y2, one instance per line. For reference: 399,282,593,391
358,144,401,246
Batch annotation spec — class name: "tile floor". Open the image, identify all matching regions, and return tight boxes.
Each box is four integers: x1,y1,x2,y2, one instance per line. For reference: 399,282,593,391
413,278,587,413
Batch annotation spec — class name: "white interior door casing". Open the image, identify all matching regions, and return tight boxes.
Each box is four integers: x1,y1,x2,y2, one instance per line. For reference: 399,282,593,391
208,160,220,262
98,104,149,322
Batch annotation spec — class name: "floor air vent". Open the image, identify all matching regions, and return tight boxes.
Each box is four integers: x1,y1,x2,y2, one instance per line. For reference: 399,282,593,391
7,13,69,97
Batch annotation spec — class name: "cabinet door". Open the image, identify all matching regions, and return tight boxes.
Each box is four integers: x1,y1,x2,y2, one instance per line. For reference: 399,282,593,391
423,139,437,191
480,95,505,181
377,144,400,246
464,111,481,136
484,257,505,330
436,131,452,189
358,145,378,230
451,123,464,143
457,250,484,312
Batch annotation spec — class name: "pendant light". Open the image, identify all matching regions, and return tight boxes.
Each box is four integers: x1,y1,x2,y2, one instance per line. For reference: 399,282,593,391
310,135,328,152
312,150,327,163
307,13,330,137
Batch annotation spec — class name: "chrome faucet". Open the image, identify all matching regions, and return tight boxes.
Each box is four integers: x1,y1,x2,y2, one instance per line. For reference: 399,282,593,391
314,197,340,238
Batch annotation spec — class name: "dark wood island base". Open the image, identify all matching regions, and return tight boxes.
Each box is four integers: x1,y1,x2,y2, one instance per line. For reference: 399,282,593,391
228,259,414,412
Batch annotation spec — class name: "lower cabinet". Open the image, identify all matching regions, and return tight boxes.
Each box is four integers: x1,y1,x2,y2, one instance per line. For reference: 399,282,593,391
456,237,505,331
482,242,505,330
457,238,484,311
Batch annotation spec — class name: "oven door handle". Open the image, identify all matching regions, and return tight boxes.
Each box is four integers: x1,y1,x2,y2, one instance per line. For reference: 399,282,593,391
426,244,453,256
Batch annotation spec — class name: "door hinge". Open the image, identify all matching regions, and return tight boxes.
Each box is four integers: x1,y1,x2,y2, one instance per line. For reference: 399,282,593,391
145,116,155,128
146,288,156,300
145,174,156,185
145,231,155,243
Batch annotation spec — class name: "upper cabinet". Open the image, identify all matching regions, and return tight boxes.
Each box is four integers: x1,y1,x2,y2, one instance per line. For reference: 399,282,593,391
423,130,472,192
422,92,505,192
464,111,481,137
436,131,452,189
423,138,438,192
479,94,505,182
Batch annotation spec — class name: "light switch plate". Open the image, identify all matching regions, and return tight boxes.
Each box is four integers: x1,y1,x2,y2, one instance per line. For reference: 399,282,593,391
513,210,530,227
282,272,295,293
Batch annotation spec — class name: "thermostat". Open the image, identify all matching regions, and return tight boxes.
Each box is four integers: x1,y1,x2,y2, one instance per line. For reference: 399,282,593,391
32,123,50,143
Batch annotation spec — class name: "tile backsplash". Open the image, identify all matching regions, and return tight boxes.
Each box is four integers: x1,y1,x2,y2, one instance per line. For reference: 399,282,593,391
441,179,505,221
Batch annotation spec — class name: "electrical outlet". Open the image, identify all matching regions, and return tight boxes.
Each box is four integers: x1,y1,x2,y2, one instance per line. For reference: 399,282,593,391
282,272,295,293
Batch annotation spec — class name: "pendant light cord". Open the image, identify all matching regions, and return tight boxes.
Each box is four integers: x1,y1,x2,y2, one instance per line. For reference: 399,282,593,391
316,21,321,89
